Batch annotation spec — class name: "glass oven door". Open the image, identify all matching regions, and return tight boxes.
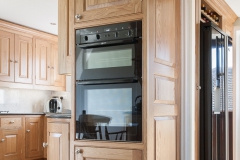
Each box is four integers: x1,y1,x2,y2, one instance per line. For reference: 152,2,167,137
75,80,142,142
76,38,142,80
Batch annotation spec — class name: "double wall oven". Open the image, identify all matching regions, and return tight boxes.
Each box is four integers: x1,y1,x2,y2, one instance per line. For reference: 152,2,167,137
75,21,142,142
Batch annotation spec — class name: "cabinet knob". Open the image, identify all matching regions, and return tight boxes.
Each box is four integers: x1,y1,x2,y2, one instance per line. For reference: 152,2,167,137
75,14,82,20
43,142,48,148
10,60,13,63
26,130,30,133
51,66,54,69
10,120,14,124
15,60,18,63
1,139,5,142
48,66,50,68
75,149,83,154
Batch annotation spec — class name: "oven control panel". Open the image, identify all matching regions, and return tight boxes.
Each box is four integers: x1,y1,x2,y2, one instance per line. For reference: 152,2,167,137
76,21,142,44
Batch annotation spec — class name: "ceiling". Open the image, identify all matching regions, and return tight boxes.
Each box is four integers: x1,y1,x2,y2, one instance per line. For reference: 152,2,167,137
0,0,58,35
0,0,239,36
225,0,240,17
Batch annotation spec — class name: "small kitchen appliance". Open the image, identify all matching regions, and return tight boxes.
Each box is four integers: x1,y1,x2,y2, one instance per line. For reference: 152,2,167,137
46,96,62,113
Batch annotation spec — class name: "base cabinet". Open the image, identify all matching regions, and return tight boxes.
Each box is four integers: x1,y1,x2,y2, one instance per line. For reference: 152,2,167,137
46,118,70,160
25,116,44,159
74,147,142,160
0,128,23,160
0,116,24,160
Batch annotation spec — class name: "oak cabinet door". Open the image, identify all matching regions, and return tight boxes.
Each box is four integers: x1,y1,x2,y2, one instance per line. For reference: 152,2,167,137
25,117,44,158
74,147,142,160
51,43,66,87
35,39,51,85
0,129,23,160
0,30,14,82
15,35,33,84
74,0,142,22
47,122,70,160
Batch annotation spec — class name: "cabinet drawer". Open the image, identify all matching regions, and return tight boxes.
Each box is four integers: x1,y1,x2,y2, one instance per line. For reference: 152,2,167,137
74,146,142,160
0,118,22,127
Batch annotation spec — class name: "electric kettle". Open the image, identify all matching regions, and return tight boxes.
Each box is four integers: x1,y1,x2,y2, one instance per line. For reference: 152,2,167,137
46,96,62,113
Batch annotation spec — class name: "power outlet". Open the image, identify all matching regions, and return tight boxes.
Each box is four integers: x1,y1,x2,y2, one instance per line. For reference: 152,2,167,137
60,95,68,100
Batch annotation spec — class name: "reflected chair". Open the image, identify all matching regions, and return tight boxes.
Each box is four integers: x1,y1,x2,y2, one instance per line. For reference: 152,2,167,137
78,114,111,140
105,126,126,141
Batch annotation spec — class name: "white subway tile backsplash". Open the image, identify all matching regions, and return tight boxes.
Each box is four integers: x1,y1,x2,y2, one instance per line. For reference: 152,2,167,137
0,87,71,113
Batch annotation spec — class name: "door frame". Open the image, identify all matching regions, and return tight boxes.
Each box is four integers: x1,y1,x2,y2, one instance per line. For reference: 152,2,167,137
233,22,240,160
181,0,196,159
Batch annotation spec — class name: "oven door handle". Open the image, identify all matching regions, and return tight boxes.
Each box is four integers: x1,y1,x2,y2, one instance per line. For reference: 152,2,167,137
76,38,139,48
76,78,138,85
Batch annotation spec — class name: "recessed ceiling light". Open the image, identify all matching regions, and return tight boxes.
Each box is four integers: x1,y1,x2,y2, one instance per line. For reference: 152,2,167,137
50,23,56,25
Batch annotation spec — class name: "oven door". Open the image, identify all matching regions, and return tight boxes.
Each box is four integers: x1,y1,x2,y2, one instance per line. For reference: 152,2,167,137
75,79,142,142
76,38,142,80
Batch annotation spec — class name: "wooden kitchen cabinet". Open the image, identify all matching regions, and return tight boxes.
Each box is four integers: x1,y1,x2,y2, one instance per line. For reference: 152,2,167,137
0,116,24,160
0,30,15,82
0,30,33,84
46,118,70,160
74,147,142,160
0,20,66,91
15,34,33,84
58,0,72,75
74,0,142,23
51,43,66,87
35,38,65,88
25,116,44,159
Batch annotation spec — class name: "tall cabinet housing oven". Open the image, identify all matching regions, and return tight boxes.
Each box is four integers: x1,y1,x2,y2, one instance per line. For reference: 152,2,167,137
75,21,143,142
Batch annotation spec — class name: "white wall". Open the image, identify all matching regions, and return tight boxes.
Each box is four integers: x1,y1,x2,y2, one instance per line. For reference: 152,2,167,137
0,76,72,113
233,18,240,160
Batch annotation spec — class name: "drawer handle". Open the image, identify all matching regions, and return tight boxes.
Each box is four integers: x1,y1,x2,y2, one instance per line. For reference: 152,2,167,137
26,130,30,133
10,120,15,124
1,139,5,142
43,142,48,148
75,149,83,154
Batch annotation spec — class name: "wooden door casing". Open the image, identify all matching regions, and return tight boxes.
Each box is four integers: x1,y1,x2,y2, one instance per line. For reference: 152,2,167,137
74,0,142,22
0,129,23,160
35,39,51,85
25,117,44,158
58,0,72,75
74,147,142,160
51,43,65,87
47,122,69,160
0,30,14,82
146,0,180,159
15,34,33,84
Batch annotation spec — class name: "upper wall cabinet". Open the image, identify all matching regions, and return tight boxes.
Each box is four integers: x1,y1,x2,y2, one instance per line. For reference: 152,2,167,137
74,0,142,22
0,30,33,84
0,30,14,82
0,20,66,91
35,39,65,88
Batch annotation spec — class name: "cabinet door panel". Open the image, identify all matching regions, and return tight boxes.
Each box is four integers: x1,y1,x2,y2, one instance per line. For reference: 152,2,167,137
47,122,69,160
0,30,14,82
25,117,43,158
75,0,142,22
74,147,142,160
0,129,23,160
51,43,65,87
35,39,51,85
15,35,33,84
